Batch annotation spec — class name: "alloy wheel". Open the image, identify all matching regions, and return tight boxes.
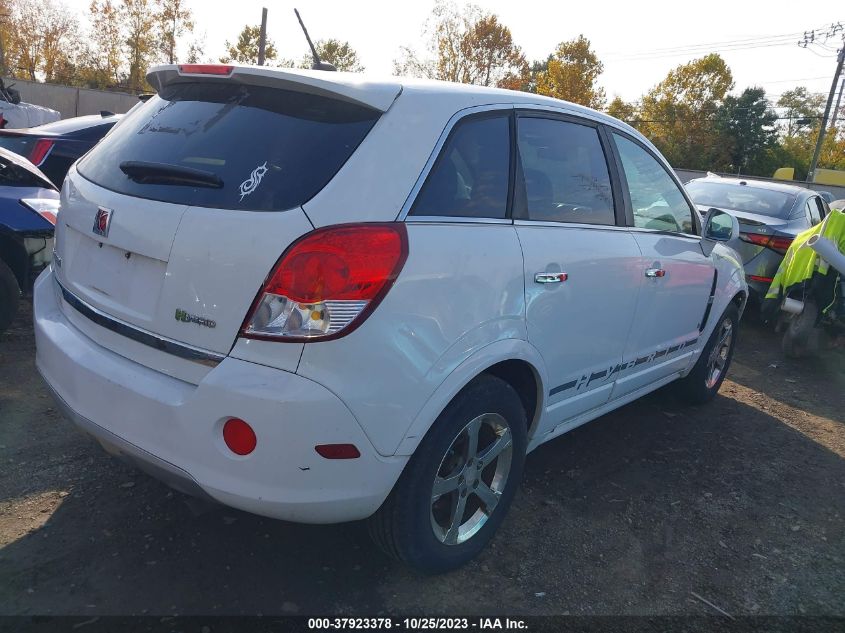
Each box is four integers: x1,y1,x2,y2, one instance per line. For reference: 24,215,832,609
430,413,513,545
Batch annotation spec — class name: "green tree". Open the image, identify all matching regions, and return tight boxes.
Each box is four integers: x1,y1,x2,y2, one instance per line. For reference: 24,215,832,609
394,1,526,88
79,0,124,88
122,0,157,92
5,0,79,81
606,95,637,123
715,87,778,175
535,35,605,109
638,53,734,169
155,0,194,64
777,87,825,138
300,39,363,72
219,24,279,65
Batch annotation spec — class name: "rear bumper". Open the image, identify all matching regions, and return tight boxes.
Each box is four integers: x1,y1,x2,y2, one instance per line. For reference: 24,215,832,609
34,268,407,524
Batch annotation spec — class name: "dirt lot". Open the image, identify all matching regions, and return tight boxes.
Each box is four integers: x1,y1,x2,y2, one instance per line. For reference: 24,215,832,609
0,301,843,617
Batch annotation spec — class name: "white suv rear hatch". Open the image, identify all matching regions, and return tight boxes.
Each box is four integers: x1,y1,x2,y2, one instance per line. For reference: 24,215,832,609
54,67,393,372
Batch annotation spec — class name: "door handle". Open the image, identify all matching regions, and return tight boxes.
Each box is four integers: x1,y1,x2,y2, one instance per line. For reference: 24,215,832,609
534,272,568,284
645,268,666,278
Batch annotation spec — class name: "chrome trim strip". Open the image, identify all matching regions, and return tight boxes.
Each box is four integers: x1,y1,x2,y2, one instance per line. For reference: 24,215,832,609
405,216,513,225
55,278,225,367
397,103,516,221
513,219,631,232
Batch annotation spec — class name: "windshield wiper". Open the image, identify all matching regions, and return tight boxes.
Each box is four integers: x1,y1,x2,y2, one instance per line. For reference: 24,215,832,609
119,161,223,188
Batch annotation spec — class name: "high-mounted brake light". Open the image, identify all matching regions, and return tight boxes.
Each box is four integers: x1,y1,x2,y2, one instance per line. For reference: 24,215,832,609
242,223,408,342
29,139,54,166
177,64,234,76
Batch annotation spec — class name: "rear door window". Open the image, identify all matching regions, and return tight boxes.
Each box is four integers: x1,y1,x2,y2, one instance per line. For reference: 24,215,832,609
514,116,615,225
410,114,510,219
76,82,380,211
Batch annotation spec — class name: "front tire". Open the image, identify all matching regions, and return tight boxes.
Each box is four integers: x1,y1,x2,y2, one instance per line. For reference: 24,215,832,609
676,304,739,404
369,374,527,573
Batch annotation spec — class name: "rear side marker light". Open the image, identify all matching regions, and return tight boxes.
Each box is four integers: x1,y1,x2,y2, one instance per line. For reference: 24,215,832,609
242,223,408,342
29,139,55,166
178,64,234,76
315,444,361,459
223,418,257,455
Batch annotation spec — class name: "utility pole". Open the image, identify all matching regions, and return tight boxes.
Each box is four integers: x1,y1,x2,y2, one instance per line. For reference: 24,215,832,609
831,76,845,129
257,7,268,66
807,47,844,182
800,23,845,182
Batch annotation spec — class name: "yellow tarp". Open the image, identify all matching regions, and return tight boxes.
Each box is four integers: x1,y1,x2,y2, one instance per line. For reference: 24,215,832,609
813,168,845,187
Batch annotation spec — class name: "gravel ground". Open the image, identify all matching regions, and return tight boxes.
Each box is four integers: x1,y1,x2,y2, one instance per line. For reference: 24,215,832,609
0,301,843,617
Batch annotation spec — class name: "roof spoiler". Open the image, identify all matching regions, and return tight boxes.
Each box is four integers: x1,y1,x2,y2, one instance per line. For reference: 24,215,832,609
146,65,401,112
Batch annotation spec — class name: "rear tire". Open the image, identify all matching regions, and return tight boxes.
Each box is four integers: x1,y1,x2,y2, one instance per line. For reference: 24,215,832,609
369,374,527,573
676,304,739,404
0,258,20,333
781,300,820,358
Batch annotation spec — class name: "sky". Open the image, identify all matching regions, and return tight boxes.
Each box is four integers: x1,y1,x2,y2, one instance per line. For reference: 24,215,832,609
68,0,844,105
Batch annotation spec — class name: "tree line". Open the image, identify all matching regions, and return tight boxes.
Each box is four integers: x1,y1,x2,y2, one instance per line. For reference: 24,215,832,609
2,0,842,178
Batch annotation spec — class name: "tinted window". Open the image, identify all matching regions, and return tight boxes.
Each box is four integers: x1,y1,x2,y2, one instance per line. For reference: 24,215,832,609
0,154,53,188
515,117,614,225
614,134,694,234
807,198,821,225
0,134,36,160
76,82,380,211
410,115,510,219
686,180,795,219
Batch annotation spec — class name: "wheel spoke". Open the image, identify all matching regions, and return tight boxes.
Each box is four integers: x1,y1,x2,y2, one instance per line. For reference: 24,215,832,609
474,481,501,513
445,493,468,545
465,416,482,461
478,428,512,465
432,472,462,500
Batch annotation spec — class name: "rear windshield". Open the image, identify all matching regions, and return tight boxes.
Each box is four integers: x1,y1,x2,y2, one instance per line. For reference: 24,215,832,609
0,155,52,188
0,134,36,161
686,181,795,219
76,82,380,211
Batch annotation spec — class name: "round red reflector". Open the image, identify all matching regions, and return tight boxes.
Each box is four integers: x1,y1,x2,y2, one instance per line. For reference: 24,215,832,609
223,418,257,455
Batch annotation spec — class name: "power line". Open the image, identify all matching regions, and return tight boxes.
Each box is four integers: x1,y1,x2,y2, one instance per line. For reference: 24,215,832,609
605,24,841,61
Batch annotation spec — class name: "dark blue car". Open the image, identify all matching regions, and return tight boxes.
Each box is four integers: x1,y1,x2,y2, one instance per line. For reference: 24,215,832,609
0,112,121,187
0,146,58,332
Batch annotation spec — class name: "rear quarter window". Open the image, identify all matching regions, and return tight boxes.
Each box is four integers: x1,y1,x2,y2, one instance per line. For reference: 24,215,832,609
76,82,380,211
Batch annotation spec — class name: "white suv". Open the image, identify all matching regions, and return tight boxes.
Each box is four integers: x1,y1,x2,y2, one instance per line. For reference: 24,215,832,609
34,64,746,572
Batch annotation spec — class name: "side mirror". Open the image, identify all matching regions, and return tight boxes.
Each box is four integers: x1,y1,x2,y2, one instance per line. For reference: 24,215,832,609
702,208,739,242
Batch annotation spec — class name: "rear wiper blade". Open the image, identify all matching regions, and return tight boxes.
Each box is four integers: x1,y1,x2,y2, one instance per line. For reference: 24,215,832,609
119,161,223,188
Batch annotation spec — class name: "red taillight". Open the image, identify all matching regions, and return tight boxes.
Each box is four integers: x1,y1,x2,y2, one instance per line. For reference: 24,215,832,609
739,232,793,255
747,275,774,283
222,418,257,455
315,444,361,459
29,139,54,166
768,236,794,255
178,64,234,76
242,223,408,342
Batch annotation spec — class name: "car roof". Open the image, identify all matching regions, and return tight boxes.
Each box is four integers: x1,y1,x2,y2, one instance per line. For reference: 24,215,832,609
690,176,812,197
147,64,645,141
25,113,122,136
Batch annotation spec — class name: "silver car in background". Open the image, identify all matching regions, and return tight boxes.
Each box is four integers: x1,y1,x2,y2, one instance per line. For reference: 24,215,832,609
685,175,831,301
